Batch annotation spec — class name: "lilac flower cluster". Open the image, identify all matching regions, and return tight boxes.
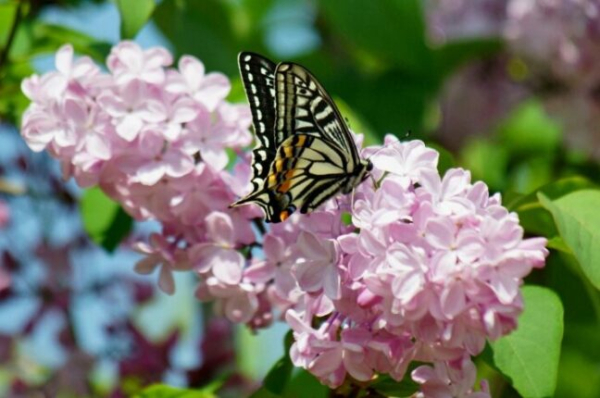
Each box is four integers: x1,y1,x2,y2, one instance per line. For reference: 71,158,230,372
277,136,546,390
21,42,257,296
20,44,548,393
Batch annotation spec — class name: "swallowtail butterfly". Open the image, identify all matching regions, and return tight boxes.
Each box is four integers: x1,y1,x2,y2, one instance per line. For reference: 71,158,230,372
230,52,372,223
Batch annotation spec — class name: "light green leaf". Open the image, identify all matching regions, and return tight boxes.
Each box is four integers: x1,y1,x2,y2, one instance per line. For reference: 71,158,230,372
490,286,564,398
460,138,508,191
539,190,600,290
0,1,19,50
80,187,133,253
136,384,216,398
117,0,156,40
497,100,562,157
508,176,595,212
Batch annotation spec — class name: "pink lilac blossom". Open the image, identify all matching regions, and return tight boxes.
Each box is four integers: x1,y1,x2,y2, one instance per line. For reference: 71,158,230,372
279,135,546,392
21,43,548,395
426,0,507,45
505,0,600,159
21,42,253,295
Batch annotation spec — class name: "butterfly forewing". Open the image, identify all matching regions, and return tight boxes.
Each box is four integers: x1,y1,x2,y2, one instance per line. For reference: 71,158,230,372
237,52,278,191
274,63,361,171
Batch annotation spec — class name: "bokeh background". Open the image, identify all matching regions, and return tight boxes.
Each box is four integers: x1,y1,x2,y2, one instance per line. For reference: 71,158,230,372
1,0,600,397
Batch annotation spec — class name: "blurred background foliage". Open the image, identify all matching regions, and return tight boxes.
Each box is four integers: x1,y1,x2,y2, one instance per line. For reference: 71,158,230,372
1,0,600,397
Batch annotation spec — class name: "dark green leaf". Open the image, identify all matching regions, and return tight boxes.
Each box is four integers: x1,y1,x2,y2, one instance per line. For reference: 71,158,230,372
283,369,328,398
489,286,564,398
261,330,294,395
153,0,237,75
80,187,133,253
371,374,419,397
433,37,503,79
117,0,156,40
320,0,431,75
334,69,437,141
539,190,600,290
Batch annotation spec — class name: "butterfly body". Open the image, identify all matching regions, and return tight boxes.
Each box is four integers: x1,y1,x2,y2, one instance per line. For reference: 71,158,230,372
231,52,372,223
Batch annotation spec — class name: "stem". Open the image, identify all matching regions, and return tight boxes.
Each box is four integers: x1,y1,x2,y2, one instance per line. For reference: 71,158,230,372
0,0,24,77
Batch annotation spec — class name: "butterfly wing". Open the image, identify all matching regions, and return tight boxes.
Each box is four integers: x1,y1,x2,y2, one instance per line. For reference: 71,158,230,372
234,52,277,197
274,62,362,171
240,134,351,222
231,54,369,222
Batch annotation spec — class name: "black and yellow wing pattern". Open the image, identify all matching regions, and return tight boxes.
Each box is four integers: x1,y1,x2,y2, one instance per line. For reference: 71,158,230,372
231,52,372,223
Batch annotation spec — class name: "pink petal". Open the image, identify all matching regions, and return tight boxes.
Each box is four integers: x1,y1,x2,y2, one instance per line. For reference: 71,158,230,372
212,249,244,285
225,292,258,323
440,282,466,319
116,115,143,141
195,73,231,111
205,212,235,245
310,347,343,376
179,55,205,89
294,261,325,292
136,161,165,185
134,255,160,274
158,265,175,295
263,234,285,262
162,150,194,178
426,218,456,249
55,44,74,75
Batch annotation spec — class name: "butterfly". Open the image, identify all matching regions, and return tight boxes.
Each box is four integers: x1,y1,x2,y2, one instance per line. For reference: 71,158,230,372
230,52,373,223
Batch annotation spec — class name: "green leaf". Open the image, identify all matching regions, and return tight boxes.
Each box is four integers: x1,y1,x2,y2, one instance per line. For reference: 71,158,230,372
117,0,156,40
80,187,133,252
262,354,293,395
29,23,112,63
489,286,564,398
153,0,237,75
556,346,600,398
0,1,19,50
283,369,328,398
508,176,595,212
433,37,503,79
497,100,562,158
335,69,437,140
257,330,294,396
460,138,508,191
371,374,419,397
320,0,431,75
334,97,378,146
539,190,600,290
136,384,215,398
